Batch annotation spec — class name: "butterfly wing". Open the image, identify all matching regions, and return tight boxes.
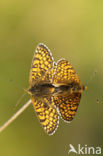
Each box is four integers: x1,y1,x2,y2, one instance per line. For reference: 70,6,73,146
29,43,55,87
53,59,82,122
53,92,81,122
53,59,81,86
29,44,58,134
31,96,59,135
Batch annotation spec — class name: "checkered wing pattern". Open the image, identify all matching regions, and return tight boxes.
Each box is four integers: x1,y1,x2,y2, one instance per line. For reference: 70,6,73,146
29,43,55,86
31,96,59,135
53,59,82,122
28,44,84,134
53,59,81,85
53,92,81,122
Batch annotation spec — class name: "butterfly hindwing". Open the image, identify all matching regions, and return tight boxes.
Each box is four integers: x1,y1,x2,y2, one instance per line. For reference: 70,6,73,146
53,59,82,122
53,92,81,122
53,59,81,85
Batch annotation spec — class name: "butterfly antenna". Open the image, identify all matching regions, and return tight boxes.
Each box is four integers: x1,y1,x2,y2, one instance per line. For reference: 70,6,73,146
14,87,30,109
14,92,27,109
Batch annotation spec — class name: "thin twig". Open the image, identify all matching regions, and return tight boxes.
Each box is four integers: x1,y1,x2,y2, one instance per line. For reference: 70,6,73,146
0,99,32,133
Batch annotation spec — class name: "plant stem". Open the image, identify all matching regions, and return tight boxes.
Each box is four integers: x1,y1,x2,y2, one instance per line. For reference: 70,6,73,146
0,99,32,133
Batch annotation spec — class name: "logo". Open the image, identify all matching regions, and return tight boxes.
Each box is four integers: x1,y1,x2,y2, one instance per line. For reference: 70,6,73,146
68,144,102,155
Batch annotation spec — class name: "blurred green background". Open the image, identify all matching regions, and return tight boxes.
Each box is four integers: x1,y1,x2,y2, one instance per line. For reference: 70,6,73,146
0,0,103,156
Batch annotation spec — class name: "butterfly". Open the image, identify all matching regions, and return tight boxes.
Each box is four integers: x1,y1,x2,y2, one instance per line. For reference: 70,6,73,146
28,43,87,135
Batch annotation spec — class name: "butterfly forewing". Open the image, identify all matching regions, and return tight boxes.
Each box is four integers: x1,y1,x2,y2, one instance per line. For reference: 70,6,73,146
31,96,59,135
29,43,55,86
29,43,59,135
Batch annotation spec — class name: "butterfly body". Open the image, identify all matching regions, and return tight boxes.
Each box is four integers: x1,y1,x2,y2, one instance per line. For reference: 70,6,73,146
28,84,55,97
28,43,86,135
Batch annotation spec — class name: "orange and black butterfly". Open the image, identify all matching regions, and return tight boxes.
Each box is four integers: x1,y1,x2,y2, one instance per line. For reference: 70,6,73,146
28,43,87,135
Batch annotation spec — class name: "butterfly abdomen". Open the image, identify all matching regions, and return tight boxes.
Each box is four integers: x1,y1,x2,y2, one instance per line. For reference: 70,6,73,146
54,82,83,95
